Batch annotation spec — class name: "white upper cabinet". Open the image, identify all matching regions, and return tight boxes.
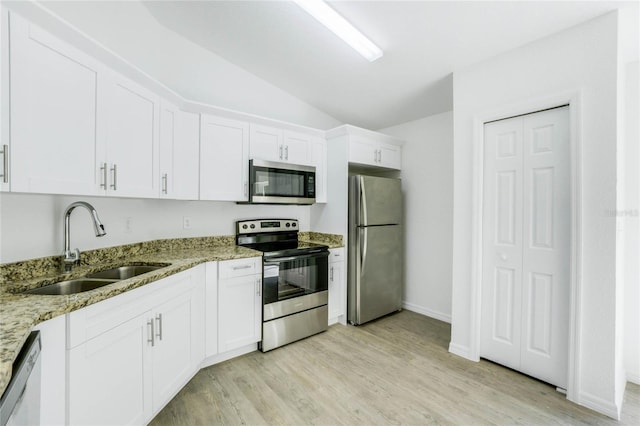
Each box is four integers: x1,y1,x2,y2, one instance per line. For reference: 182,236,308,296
200,114,249,201
329,125,403,171
349,137,402,170
104,73,160,198
8,12,107,196
7,12,161,197
249,124,312,165
159,102,200,200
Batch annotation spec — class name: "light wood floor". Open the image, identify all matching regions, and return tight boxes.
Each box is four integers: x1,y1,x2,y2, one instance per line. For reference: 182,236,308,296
151,310,639,425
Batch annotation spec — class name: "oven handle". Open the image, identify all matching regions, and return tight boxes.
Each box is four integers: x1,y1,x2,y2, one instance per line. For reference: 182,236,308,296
263,251,329,263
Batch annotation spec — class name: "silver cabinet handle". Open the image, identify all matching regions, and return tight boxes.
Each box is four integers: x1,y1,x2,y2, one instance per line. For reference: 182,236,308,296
147,318,155,347
110,164,118,190
100,163,107,189
256,278,261,296
244,182,248,197
233,264,252,270
162,173,168,195
0,144,7,183
279,145,283,160
378,150,382,163
330,266,334,281
155,313,163,341
285,145,289,161
374,149,378,163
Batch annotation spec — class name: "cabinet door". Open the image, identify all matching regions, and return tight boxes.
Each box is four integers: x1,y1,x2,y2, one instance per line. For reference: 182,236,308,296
218,274,262,352
159,101,178,198
205,262,219,357
68,313,151,425
173,110,200,200
348,137,377,167
328,248,345,324
159,103,199,200
249,124,282,161
310,138,327,203
34,316,66,426
9,12,107,195
1,9,9,192
151,287,196,413
283,130,311,165
200,115,249,201
105,73,160,198
379,142,402,170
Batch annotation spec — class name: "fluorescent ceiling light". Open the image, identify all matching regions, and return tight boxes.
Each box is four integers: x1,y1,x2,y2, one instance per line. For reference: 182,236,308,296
293,0,383,62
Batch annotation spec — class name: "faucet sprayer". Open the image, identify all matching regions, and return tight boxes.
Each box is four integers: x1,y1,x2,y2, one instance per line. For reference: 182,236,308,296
63,201,106,271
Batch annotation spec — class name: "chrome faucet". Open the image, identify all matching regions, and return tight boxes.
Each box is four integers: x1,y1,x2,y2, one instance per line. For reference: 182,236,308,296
63,201,107,271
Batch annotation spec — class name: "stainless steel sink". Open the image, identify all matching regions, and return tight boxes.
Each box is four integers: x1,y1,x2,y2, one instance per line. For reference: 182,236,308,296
22,278,118,295
86,264,169,280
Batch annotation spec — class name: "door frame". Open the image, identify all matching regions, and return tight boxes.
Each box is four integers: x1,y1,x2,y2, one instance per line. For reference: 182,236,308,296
468,90,583,402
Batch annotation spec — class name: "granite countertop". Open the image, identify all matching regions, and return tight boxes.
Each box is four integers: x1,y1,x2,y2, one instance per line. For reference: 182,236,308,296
0,232,343,397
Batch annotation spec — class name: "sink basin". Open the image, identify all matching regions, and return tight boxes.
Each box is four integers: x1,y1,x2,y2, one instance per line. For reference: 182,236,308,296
86,264,169,280
22,278,118,295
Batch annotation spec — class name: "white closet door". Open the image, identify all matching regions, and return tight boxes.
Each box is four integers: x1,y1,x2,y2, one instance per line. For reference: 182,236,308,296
481,106,569,389
520,107,570,388
481,116,524,369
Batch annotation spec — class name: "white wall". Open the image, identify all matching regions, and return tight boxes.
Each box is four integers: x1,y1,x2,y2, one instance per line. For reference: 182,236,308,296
450,11,624,419
380,111,453,322
623,60,639,385
0,193,311,263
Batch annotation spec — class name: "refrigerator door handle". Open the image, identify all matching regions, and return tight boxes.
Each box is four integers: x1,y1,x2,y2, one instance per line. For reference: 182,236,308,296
360,227,368,274
360,176,368,226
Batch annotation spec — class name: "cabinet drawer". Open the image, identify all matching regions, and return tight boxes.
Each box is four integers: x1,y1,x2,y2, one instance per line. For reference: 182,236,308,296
218,257,261,279
329,248,344,261
67,268,194,349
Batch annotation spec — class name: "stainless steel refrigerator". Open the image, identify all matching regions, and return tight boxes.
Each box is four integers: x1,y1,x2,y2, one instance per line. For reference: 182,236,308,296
348,175,403,325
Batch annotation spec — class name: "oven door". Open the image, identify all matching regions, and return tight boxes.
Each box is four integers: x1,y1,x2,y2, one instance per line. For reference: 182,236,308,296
262,250,328,321
249,159,316,205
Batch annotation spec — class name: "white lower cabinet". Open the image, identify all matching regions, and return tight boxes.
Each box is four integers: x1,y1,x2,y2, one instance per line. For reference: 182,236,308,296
328,248,345,324
33,315,67,426
217,257,262,353
66,265,205,425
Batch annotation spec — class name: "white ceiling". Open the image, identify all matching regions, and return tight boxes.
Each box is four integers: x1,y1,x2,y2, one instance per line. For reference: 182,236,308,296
40,1,640,130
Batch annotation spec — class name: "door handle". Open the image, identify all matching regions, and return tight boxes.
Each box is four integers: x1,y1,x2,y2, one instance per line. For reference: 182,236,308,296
330,266,334,281
1,144,8,183
256,278,261,296
360,227,368,274
162,173,168,195
279,145,283,160
110,164,118,190
155,313,163,341
100,162,107,189
374,149,378,163
378,150,382,163
285,145,289,161
147,318,155,347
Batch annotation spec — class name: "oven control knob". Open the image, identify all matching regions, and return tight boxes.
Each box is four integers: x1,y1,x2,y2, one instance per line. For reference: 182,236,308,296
285,222,291,228
242,224,248,230
250,224,256,229
292,222,296,227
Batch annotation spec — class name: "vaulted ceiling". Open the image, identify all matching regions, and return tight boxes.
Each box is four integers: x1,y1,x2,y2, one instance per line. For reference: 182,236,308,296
40,1,639,129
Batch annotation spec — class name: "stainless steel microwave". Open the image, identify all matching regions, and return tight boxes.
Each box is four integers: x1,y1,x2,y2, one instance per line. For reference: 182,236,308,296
248,159,316,205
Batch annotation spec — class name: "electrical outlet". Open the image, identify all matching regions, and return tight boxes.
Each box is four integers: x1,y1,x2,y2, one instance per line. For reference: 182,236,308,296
124,217,133,234
183,216,192,229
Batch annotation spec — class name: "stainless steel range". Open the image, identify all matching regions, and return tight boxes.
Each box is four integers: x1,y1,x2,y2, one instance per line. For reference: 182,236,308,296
236,219,329,352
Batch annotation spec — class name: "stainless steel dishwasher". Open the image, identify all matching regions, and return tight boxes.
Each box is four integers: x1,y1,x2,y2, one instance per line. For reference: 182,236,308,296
0,331,41,426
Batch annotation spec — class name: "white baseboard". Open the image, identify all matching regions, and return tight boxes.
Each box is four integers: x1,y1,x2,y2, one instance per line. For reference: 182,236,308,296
627,372,640,385
448,342,477,361
200,343,257,368
578,391,621,420
402,301,451,323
